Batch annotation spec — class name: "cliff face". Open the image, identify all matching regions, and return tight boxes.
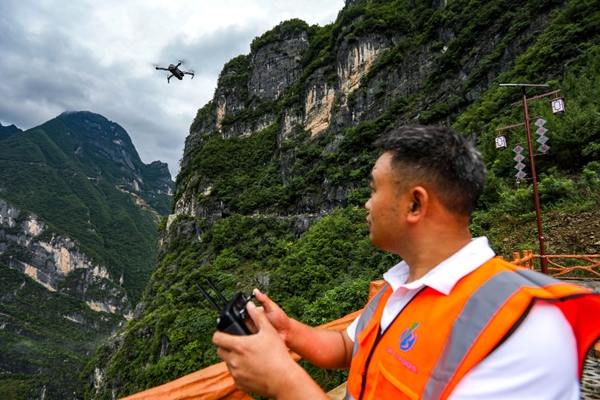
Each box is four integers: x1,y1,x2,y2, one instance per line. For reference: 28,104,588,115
176,0,558,229
0,199,131,316
57,111,174,215
249,31,309,103
0,111,174,303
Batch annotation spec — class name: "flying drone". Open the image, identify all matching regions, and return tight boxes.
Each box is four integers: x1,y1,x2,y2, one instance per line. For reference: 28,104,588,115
155,60,194,83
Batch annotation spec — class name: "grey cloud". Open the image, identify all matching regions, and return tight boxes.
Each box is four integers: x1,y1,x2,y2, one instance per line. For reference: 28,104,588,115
0,1,344,178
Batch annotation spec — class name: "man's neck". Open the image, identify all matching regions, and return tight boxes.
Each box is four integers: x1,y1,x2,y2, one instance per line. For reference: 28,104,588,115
403,230,472,284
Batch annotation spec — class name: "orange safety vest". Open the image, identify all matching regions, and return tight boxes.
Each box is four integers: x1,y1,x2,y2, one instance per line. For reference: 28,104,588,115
346,257,600,400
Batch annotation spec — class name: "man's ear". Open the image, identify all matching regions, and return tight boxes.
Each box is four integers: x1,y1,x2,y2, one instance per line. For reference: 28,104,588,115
407,186,428,223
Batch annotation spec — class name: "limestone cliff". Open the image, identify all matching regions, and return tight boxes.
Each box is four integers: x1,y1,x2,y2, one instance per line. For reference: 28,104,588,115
0,199,131,317
175,0,560,233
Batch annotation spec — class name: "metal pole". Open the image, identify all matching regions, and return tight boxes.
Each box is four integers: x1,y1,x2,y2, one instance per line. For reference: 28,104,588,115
521,86,549,274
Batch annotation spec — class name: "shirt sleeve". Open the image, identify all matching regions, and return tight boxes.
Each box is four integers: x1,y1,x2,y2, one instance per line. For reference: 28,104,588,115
346,314,360,342
449,302,580,400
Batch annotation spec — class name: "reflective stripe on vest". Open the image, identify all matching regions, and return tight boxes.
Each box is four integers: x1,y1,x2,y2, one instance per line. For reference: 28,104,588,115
352,283,390,358
424,268,559,398
345,285,390,400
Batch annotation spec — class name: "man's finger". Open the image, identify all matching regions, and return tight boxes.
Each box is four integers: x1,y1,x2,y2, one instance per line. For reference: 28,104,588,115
213,330,238,350
246,301,266,326
252,288,266,303
249,302,281,333
253,289,276,312
215,343,228,360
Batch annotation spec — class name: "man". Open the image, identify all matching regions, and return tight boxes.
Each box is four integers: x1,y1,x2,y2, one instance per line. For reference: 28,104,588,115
213,125,600,399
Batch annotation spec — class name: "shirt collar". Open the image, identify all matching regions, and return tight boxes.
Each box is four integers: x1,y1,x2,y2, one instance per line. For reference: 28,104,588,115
383,237,496,295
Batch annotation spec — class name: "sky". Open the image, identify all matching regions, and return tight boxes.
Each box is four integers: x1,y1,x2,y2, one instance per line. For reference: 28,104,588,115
0,0,345,178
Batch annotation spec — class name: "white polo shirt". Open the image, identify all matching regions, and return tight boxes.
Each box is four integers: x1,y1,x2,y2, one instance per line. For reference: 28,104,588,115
347,237,579,399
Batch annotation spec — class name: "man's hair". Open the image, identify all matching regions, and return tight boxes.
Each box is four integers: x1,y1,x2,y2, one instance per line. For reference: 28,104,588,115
374,125,486,216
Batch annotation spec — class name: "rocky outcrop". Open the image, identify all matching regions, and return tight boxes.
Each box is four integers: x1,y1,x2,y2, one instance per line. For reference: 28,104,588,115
175,0,564,234
175,23,401,226
249,30,309,102
0,198,132,318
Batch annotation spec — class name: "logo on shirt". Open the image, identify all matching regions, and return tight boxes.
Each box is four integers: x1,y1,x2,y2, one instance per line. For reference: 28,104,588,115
399,322,420,352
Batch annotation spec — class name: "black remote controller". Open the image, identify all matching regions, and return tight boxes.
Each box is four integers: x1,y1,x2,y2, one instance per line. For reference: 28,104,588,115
196,279,255,335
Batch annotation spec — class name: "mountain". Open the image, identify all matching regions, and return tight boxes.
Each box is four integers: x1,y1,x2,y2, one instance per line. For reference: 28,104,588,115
82,0,600,398
0,111,173,302
0,111,174,399
0,122,22,140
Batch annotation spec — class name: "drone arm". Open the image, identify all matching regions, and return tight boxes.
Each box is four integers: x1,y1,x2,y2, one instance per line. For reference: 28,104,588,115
156,66,168,71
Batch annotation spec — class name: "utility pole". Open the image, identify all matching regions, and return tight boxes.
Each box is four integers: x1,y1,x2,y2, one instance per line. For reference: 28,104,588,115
496,84,565,274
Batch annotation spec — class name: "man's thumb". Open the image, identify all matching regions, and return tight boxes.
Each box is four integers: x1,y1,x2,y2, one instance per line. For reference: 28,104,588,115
253,289,276,312
246,301,270,331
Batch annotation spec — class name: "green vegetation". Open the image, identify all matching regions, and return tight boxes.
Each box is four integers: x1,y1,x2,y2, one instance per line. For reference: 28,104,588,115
189,122,284,213
0,261,123,399
250,19,310,53
0,111,173,399
0,112,171,303
83,0,600,398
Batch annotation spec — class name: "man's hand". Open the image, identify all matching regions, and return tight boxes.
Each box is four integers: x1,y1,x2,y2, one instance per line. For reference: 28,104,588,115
253,289,354,370
252,289,292,344
213,301,304,398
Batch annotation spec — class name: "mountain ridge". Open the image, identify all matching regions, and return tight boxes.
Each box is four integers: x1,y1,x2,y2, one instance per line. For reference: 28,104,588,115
0,122,22,140
0,111,174,399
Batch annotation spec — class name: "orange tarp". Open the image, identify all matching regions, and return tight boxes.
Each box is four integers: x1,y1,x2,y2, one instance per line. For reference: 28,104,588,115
121,280,386,400
121,363,252,400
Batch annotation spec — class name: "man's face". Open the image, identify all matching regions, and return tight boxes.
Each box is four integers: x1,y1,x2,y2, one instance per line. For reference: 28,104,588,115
365,152,404,253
